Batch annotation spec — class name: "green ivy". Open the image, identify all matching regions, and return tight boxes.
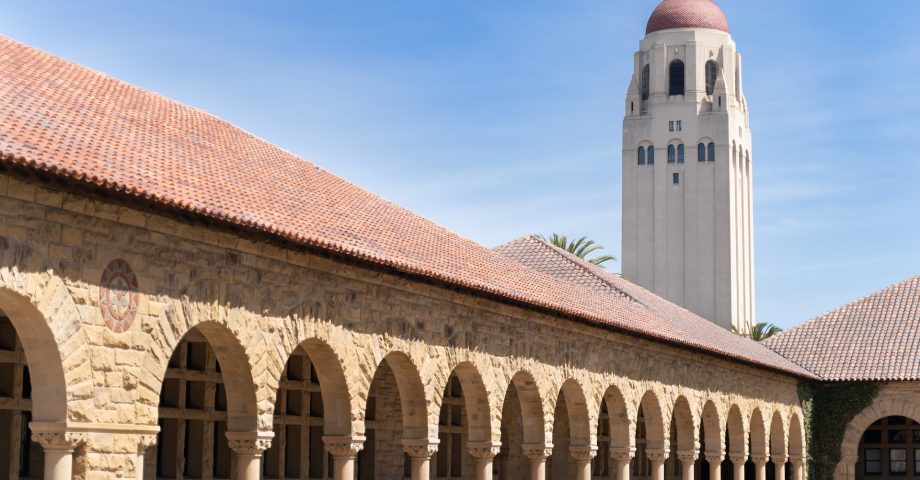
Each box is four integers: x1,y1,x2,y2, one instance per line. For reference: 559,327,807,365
799,383,880,480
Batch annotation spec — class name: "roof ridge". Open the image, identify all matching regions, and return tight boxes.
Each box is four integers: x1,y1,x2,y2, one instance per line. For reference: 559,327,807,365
528,236,639,304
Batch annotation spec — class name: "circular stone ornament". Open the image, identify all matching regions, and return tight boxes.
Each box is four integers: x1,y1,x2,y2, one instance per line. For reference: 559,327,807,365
99,259,139,333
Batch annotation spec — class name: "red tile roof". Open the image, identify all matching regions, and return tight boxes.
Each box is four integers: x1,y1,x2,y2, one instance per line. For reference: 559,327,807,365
646,0,730,35
0,36,812,378
765,276,920,382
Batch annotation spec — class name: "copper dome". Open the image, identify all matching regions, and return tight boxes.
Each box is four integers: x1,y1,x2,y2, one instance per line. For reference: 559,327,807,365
646,0,730,35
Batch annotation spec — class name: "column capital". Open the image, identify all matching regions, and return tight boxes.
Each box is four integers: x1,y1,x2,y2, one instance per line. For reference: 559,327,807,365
610,447,637,463
137,434,158,453
751,454,768,466
771,454,789,465
678,450,700,463
789,454,805,465
226,431,274,455
729,453,748,465
570,445,599,462
323,435,366,457
704,451,724,464
842,454,858,465
30,431,87,451
647,448,669,462
402,438,440,459
522,443,554,461
468,441,502,459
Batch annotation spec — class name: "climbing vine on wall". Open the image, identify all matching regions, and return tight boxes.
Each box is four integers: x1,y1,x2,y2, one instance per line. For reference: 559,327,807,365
799,383,880,480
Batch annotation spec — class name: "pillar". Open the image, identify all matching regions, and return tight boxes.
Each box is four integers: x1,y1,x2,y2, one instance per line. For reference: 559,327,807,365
522,443,553,480
30,429,86,480
135,434,158,480
324,435,366,480
647,448,669,480
469,441,501,480
610,448,636,480
571,445,599,480
705,452,723,480
678,450,698,480
729,453,747,480
843,454,858,480
226,431,274,480
403,438,440,480
751,455,768,480
772,455,787,480
789,455,804,480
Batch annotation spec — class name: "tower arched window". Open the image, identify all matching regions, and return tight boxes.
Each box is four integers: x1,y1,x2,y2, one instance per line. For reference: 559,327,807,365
667,145,676,164
677,144,685,164
705,60,720,96
641,65,650,101
647,146,655,165
698,143,706,162
638,146,646,166
708,142,716,162
669,60,685,96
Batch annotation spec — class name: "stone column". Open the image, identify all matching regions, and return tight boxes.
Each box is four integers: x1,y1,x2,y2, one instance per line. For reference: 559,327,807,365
403,438,440,480
610,448,636,480
522,443,553,480
647,449,669,480
843,454,858,480
135,434,158,480
729,453,747,480
468,441,501,480
751,455,768,480
705,452,723,480
571,446,599,480
677,450,698,480
789,455,804,480
324,435,366,480
771,455,787,480
226,431,273,480
30,431,86,480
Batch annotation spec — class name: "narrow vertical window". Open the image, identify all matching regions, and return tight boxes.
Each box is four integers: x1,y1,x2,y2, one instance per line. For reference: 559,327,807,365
669,60,685,96
677,144,685,164
638,146,646,166
647,146,655,165
705,60,720,95
698,143,706,162
668,121,674,132
641,65,650,101
667,145,675,164
708,142,716,162
676,120,682,131
673,173,680,185
631,101,634,113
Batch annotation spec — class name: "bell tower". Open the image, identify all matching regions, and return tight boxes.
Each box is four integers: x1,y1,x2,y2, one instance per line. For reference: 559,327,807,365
621,0,754,333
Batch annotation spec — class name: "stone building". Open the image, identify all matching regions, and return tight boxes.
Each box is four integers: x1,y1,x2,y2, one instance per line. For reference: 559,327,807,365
0,1,914,480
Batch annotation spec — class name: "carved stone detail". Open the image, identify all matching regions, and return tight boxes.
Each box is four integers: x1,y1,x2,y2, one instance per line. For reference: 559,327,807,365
402,439,439,459
323,435,366,457
137,434,158,453
678,450,699,463
751,454,769,465
647,448,669,462
468,441,502,459
729,453,748,465
609,447,636,463
704,452,724,464
225,431,273,455
31,431,86,451
771,454,789,465
789,454,805,465
522,443,554,461
570,445,598,462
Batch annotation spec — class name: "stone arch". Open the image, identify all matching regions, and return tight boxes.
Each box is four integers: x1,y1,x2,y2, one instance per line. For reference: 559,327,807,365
639,390,668,452
840,397,920,467
671,396,697,455
603,385,633,451
558,378,593,448
788,412,804,459
447,360,494,443
749,407,768,459
506,370,548,445
373,351,429,440
726,404,747,456
294,338,353,436
769,410,786,459
701,400,724,456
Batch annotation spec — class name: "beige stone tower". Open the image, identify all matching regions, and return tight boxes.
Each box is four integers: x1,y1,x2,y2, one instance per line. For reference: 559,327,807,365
621,0,754,333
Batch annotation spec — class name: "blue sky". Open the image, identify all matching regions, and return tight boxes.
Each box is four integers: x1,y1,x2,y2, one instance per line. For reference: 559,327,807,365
2,1,918,329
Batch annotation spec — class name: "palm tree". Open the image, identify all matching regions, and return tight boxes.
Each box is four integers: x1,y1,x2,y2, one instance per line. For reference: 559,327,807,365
733,322,783,341
540,234,617,267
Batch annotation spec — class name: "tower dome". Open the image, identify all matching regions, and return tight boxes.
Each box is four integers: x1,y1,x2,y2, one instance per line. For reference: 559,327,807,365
646,0,729,35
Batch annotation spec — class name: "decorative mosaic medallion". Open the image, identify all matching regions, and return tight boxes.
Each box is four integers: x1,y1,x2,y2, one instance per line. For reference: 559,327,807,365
99,259,139,333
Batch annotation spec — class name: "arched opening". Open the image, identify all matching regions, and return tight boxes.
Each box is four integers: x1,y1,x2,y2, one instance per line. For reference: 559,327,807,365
769,412,786,480
708,143,716,162
154,323,259,479
726,405,746,479
668,145,676,164
264,339,351,479
549,380,591,479
648,146,656,165
634,392,666,478
670,397,697,480
698,143,706,163
0,312,43,477
433,362,492,480
594,386,631,477
360,352,428,480
701,400,725,480
706,60,720,96
669,60,685,96
496,372,545,479
639,146,647,166
677,144,685,164
856,416,920,479
641,64,651,101
749,409,767,480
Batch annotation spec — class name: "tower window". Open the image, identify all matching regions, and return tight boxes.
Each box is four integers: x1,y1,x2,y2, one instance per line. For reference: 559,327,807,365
641,65,650,101
669,121,674,132
677,144,685,164
676,120,682,131
705,60,720,96
667,145,675,164
638,146,646,166
647,146,655,165
708,142,716,162
698,143,706,162
673,173,680,185
669,60,685,96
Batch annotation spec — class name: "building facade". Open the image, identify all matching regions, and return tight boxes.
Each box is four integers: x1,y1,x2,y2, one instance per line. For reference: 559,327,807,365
622,0,755,333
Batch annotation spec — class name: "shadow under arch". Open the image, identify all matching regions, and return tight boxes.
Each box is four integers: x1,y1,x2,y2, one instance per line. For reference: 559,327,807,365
749,408,768,459
726,404,746,457
788,412,804,459
639,390,667,452
294,337,353,437
447,360,493,443
373,351,429,440
0,287,69,424
671,396,696,455
769,410,787,459
602,385,632,451
558,378,593,448
506,370,548,445
701,400,723,456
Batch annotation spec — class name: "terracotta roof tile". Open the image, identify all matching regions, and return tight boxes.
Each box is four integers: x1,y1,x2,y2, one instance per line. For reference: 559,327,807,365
764,276,920,382
646,0,730,35
0,36,812,378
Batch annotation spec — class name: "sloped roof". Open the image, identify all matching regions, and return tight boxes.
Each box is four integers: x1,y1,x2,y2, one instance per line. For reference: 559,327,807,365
0,36,812,378
765,276,920,382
